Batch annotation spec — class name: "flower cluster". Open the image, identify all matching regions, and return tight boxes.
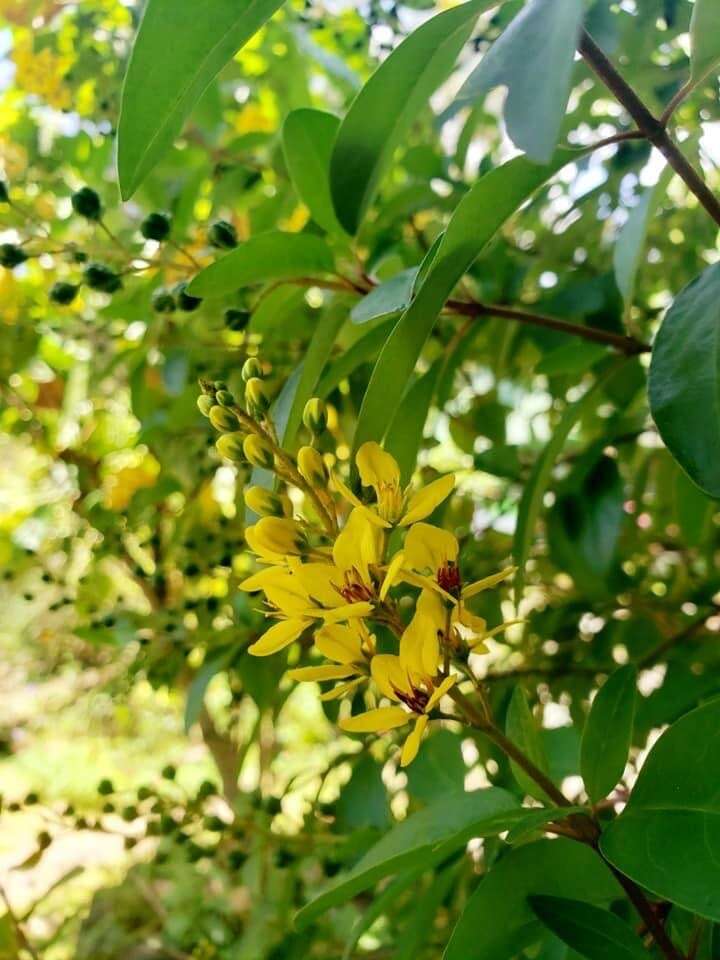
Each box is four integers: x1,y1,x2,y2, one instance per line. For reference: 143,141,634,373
198,372,517,766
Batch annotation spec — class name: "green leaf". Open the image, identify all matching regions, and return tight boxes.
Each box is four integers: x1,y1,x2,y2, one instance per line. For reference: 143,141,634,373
184,647,233,733
690,0,720,82
295,786,519,929
335,755,390,831
601,697,720,920
396,864,460,960
506,687,551,801
528,896,648,960
317,320,394,397
282,109,344,235
117,0,285,199
506,806,586,845
405,729,466,803
613,166,671,308
649,263,720,497
350,269,418,324
342,865,427,960
188,231,335,297
444,839,621,960
384,360,441,485
330,0,486,234
580,665,636,803
513,358,625,604
353,150,573,456
446,0,584,163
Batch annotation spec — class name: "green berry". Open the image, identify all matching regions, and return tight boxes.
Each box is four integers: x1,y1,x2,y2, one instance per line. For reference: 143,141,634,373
97,778,114,796
224,308,250,331
140,211,171,242
71,186,102,221
152,288,176,313
49,281,79,305
161,764,177,780
0,243,27,269
174,281,202,311
83,262,122,293
207,219,237,249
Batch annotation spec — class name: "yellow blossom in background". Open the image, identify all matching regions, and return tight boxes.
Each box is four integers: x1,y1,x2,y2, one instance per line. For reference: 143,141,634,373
103,454,160,510
13,35,74,110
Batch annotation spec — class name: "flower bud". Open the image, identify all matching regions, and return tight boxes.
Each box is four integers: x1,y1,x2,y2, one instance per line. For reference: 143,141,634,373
140,211,171,242
197,395,214,417
245,517,306,558
244,486,291,518
302,398,327,435
241,357,263,381
71,186,102,221
207,220,237,249
243,434,275,470
297,446,328,487
215,389,235,407
245,378,270,417
209,405,239,432
216,432,246,462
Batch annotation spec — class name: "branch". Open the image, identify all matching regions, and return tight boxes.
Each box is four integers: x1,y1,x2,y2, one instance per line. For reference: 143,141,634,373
578,29,720,228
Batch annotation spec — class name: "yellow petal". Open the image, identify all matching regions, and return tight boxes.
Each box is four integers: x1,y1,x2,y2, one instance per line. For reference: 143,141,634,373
240,567,285,592
400,607,440,679
339,705,408,733
315,622,364,664
371,654,407,700
286,664,357,682
455,607,487,638
356,441,400,491
261,572,312,617
248,619,308,656
320,677,366,701
332,472,389,528
399,474,455,527
425,674,456,712
320,601,373,622
333,508,382,580
379,550,405,601
292,562,343,608
403,523,458,575
400,714,428,767
462,565,517,600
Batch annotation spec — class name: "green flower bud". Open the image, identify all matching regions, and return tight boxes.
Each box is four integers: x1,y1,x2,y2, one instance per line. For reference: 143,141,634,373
297,445,328,487
71,186,102,221
207,219,237,249
0,181,8,203
224,308,250,331
209,405,239,432
215,389,235,407
241,357,263,381
140,211,171,242
245,377,270,417
216,432,246,462
197,395,214,417
152,288,176,313
214,380,228,392
0,243,27,269
83,262,122,293
302,397,328,435
49,281,79,305
244,486,291,517
174,281,202,311
243,434,275,470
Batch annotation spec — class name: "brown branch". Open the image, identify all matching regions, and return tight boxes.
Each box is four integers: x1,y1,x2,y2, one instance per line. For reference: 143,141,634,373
578,29,720,228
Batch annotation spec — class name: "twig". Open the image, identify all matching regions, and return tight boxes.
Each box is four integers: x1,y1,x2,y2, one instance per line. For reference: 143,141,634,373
0,883,40,960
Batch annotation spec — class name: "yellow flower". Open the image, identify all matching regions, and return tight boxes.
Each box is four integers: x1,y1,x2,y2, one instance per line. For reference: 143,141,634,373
340,611,456,765
333,442,454,528
286,620,374,700
241,564,372,656
400,523,518,647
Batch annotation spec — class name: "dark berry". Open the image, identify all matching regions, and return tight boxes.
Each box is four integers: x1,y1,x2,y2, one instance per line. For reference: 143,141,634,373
224,308,250,331
174,281,202,311
71,186,102,221
207,220,237,249
140,211,171,242
152,288,176,313
83,262,122,293
0,244,27,269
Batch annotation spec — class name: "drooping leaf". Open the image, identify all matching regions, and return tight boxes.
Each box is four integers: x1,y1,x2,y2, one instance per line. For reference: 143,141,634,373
506,686,551,801
384,361,442,485
330,0,487,234
601,697,720,920
350,269,418,325
353,150,574,456
118,0,285,198
282,109,344,235
184,647,233,733
648,262,720,498
529,896,648,960
317,320,394,397
690,0,720,82
444,839,621,960
295,787,520,929
446,0,584,163
188,231,335,297
580,664,636,803
396,864,460,960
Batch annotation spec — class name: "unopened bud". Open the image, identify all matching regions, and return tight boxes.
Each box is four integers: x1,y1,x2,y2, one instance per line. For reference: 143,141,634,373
297,446,328,487
209,405,239,432
245,517,307,558
243,434,275,470
245,378,270,417
197,395,214,417
241,357,263,382
244,486,291,518
215,389,235,407
216,432,246,462
302,398,327,435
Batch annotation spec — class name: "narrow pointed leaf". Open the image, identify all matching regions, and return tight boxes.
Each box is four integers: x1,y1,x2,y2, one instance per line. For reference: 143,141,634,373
580,664,636,803
529,896,648,960
690,0,720,82
506,686,551,801
282,109,344,235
